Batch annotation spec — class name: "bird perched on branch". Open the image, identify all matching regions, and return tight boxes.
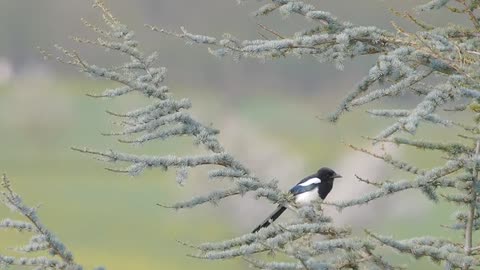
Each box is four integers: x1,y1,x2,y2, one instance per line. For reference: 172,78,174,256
252,167,342,233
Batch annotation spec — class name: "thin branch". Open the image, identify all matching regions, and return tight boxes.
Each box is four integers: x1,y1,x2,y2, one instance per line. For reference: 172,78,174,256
355,174,383,187
464,139,480,260
256,23,286,39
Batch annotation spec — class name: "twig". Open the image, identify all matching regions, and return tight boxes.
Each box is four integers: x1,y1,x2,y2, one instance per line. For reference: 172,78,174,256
464,139,480,261
256,23,286,39
355,174,383,187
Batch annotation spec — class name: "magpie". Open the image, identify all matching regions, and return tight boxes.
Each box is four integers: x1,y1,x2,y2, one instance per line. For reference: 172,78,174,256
252,167,342,233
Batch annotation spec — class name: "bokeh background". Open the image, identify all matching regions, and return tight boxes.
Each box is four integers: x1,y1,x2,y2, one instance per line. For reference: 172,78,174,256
0,1,468,269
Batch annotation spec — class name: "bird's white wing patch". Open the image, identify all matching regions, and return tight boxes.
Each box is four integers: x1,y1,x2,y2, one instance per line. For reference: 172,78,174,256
299,177,321,186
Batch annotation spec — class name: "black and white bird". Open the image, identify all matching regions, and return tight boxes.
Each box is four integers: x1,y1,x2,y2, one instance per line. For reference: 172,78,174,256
252,167,342,233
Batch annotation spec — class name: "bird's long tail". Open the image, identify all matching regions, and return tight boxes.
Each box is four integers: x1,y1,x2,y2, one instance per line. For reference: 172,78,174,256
252,206,287,233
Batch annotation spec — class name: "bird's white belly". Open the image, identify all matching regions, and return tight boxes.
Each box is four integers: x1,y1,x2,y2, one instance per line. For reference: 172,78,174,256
295,187,319,205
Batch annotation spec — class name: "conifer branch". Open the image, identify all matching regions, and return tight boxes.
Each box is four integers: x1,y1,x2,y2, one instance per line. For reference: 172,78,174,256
152,0,479,136
331,160,462,209
0,175,87,270
347,144,426,175
366,230,478,268
369,137,472,156
47,1,282,211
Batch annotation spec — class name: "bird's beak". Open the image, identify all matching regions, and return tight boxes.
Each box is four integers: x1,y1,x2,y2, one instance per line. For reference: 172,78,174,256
333,173,342,179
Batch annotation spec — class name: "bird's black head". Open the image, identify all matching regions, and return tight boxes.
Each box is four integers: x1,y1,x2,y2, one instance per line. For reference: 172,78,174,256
317,167,342,182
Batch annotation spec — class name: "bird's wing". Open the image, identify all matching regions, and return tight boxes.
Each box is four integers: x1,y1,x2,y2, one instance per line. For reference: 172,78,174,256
289,184,317,195
289,174,320,195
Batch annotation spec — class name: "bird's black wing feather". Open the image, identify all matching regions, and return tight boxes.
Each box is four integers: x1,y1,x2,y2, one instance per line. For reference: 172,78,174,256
289,184,317,195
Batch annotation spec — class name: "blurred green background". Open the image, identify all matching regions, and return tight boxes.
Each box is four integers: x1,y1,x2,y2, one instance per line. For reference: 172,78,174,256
0,1,472,269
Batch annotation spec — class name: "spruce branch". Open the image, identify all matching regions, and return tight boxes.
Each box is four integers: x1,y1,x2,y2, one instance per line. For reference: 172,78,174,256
0,175,86,270
330,160,462,209
150,0,479,129
347,144,426,175
366,230,478,268
368,137,472,156
46,1,282,210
